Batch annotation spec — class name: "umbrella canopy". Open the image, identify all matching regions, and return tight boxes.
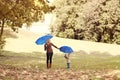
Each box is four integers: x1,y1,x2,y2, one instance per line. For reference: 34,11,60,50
35,34,53,45
60,46,73,54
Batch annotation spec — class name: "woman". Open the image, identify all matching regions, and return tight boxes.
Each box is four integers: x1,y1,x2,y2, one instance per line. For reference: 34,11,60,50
44,39,59,69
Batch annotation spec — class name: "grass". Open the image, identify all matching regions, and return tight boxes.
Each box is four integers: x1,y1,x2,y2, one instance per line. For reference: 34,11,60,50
0,50,120,70
1,51,120,80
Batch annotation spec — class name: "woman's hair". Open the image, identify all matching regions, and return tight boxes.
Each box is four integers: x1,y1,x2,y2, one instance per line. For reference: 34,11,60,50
46,39,51,43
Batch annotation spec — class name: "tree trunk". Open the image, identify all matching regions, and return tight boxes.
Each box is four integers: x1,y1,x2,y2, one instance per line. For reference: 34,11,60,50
109,29,114,43
0,19,5,41
97,32,102,42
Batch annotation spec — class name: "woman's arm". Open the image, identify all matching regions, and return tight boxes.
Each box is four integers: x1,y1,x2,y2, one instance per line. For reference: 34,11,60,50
51,43,59,49
44,44,47,51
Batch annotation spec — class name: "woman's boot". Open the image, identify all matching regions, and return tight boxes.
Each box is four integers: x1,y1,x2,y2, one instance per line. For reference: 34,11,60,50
47,63,49,69
49,63,52,68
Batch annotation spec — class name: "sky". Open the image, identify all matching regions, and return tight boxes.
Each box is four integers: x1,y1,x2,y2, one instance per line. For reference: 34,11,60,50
22,0,56,34
22,13,56,34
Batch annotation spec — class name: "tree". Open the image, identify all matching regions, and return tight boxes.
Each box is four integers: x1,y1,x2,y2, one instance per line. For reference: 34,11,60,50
0,0,54,50
0,0,52,41
83,0,120,43
50,0,120,44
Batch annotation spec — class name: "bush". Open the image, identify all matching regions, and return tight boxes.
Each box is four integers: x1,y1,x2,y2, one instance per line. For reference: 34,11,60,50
116,41,120,45
0,38,6,51
58,32,67,38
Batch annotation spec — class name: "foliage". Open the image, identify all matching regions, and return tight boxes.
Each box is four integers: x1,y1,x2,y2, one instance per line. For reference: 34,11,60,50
50,0,120,44
0,0,52,40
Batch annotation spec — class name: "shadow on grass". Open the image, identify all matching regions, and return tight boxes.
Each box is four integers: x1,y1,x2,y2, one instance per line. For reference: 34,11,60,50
0,50,46,69
0,54,7,57
1,50,120,70
0,51,47,62
74,50,112,57
0,50,44,56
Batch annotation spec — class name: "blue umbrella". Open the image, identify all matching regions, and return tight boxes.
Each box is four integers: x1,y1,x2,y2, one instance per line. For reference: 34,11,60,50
60,46,73,54
35,34,53,45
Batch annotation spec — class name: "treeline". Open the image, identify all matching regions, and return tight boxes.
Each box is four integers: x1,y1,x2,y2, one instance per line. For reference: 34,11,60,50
0,0,53,50
50,0,120,44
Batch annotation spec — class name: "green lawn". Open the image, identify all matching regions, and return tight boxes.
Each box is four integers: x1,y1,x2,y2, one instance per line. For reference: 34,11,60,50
1,51,120,80
0,50,120,70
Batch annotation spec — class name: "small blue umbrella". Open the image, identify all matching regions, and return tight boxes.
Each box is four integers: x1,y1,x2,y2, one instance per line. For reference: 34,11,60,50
35,34,53,45
60,46,73,54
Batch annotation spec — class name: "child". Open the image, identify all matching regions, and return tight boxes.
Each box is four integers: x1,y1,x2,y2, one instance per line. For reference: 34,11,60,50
44,39,59,69
64,53,71,69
